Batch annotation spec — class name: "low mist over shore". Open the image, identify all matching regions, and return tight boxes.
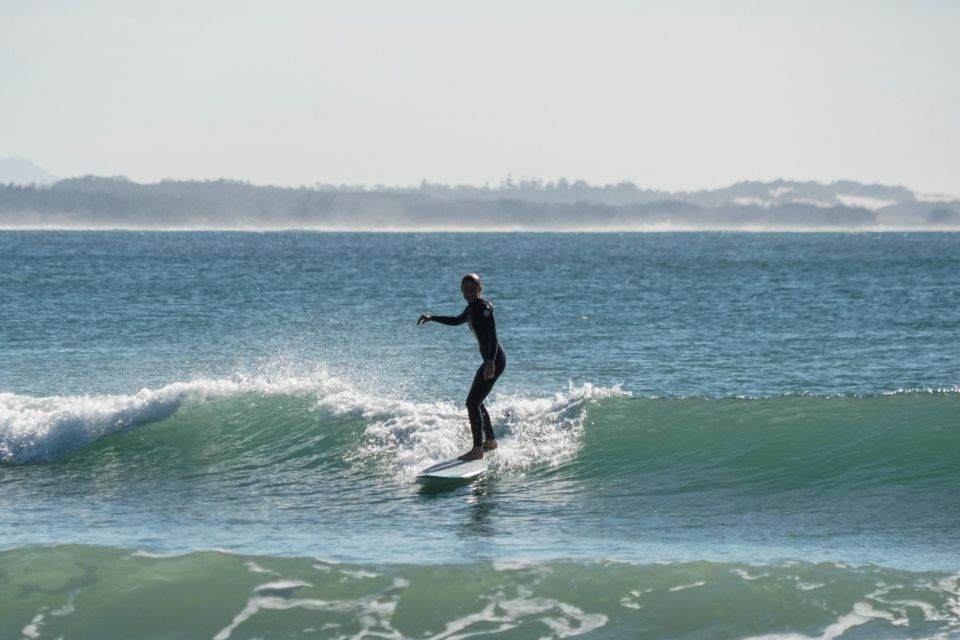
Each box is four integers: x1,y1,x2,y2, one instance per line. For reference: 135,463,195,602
1,174,958,231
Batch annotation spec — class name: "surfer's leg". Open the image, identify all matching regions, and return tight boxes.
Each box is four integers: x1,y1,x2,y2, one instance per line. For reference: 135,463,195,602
479,404,496,442
465,364,488,449
466,349,507,450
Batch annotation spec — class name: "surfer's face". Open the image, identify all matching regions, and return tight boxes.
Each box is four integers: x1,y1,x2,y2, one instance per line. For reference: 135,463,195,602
461,280,480,303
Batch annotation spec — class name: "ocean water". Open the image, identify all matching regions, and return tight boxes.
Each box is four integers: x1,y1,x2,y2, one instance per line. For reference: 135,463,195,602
1,231,958,639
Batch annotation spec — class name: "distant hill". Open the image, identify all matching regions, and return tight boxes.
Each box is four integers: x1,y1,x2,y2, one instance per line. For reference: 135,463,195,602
0,157,58,185
0,175,957,230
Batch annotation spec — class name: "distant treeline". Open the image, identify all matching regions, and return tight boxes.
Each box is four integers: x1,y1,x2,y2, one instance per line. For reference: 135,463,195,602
0,176,957,229
411,177,918,208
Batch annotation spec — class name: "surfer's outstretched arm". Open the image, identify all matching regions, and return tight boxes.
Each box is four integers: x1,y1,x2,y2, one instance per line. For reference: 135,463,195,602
418,308,467,326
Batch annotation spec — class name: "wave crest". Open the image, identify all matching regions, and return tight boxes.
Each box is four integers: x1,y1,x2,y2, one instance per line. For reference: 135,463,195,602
0,373,626,471
0,374,339,464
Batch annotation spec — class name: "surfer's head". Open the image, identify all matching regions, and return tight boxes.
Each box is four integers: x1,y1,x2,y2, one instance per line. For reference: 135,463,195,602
461,273,482,303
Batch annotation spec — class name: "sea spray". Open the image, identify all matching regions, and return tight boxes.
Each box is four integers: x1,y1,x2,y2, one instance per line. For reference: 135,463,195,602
346,382,631,481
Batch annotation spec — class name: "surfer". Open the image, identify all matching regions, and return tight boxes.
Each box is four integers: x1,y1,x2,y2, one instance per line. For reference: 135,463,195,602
417,273,506,461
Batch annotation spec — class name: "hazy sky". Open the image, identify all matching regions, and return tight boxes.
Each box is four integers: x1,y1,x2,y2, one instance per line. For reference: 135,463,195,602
2,0,958,194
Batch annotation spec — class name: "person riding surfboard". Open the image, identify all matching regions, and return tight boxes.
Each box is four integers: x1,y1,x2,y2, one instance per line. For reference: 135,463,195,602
417,273,506,461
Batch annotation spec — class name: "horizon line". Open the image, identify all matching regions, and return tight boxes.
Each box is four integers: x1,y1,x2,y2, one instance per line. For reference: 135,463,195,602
2,224,958,234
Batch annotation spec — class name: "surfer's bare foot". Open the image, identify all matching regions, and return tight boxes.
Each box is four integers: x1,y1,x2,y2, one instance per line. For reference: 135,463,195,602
458,447,483,461
482,439,497,451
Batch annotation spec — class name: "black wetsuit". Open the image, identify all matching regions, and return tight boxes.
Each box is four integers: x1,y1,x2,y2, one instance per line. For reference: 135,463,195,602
430,298,506,448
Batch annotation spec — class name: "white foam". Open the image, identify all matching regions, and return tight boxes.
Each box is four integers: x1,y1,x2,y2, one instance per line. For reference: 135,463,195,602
21,610,45,639
867,573,960,626
493,383,628,474
50,595,76,617
504,598,607,637
213,575,407,640
0,369,350,463
253,580,313,594
884,599,944,622
344,381,629,482
1,368,627,480
339,569,381,580
742,601,895,640
420,590,606,640
732,569,769,581
493,559,549,572
244,561,279,575
0,381,233,463
620,588,653,610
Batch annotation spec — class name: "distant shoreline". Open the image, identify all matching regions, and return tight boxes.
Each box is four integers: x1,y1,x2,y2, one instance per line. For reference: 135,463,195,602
2,225,958,233
2,176,958,231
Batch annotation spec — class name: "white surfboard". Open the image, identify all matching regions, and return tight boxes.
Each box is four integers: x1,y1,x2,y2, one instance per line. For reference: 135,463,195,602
417,453,492,480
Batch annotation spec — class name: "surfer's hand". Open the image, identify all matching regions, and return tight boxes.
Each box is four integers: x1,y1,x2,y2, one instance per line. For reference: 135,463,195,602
417,314,431,326
484,361,495,380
